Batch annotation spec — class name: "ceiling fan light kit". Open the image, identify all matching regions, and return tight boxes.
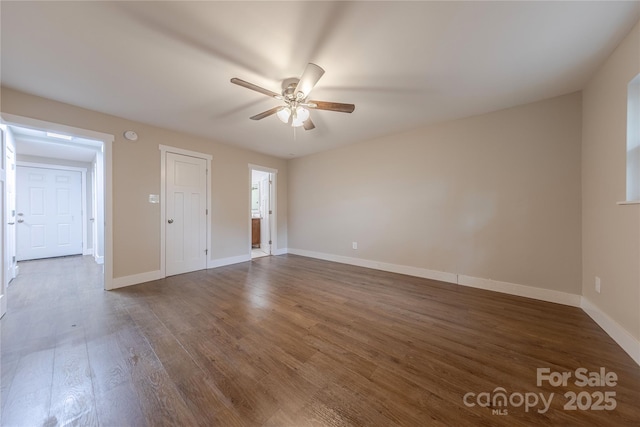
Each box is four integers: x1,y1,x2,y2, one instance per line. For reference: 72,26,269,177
276,107,290,123
277,105,310,128
231,63,355,131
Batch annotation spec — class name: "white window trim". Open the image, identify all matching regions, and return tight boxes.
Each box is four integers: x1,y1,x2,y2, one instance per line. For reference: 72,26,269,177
621,73,640,205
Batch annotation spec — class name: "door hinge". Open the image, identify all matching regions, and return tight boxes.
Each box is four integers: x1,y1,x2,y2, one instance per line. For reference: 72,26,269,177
269,210,272,214
269,240,272,245
205,249,208,255
206,209,208,215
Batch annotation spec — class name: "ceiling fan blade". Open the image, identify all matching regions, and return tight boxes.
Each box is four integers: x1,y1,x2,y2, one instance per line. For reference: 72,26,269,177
303,118,315,130
307,100,355,113
231,78,282,99
250,106,282,120
294,63,325,100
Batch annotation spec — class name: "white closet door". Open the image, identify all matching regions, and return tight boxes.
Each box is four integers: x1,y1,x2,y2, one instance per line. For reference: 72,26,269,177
166,153,207,276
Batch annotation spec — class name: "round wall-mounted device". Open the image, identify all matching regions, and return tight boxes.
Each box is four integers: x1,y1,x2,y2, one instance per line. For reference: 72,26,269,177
123,130,138,141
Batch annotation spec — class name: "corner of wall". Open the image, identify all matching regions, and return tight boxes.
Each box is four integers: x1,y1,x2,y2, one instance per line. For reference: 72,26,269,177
581,297,640,365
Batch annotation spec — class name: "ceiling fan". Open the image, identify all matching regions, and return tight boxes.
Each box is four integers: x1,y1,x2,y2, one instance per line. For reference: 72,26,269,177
231,63,355,130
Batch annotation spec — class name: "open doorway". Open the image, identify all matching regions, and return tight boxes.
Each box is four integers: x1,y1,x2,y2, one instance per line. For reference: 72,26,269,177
249,165,277,259
11,126,101,263
1,113,113,311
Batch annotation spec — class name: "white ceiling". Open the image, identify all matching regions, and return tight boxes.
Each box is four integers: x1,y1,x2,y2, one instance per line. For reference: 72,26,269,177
2,1,638,159
10,126,101,163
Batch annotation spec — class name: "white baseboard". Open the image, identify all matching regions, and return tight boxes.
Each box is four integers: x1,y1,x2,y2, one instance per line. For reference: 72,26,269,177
288,248,580,307
84,247,93,256
94,255,104,265
208,254,251,269
581,297,640,366
109,254,253,290
103,249,639,367
287,248,458,284
110,269,163,290
457,275,582,307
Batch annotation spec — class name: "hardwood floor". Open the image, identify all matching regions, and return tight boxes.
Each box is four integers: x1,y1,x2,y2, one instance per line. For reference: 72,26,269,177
1,254,639,426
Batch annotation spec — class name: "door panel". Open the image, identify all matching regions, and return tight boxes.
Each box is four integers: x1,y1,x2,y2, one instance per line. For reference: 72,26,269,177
166,153,207,276
16,166,83,261
260,177,271,254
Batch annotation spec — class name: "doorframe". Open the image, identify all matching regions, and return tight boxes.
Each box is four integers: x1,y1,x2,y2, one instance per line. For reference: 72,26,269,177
159,144,212,277
0,113,114,290
5,130,17,283
1,127,7,318
248,164,278,257
16,162,88,259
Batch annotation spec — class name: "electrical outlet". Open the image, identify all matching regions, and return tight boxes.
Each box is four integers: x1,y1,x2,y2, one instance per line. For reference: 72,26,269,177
595,276,601,294
352,242,358,250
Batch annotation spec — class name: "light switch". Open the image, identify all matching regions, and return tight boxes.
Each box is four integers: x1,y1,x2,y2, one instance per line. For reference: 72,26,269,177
149,194,159,204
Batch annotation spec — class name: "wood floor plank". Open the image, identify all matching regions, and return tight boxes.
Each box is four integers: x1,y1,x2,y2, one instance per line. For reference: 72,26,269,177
86,332,132,396
1,254,639,426
1,347,55,426
49,328,98,427
94,382,147,427
171,372,236,426
0,356,18,414
115,325,200,426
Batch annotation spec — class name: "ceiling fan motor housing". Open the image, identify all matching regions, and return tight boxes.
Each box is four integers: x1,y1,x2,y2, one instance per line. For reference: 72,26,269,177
282,78,300,100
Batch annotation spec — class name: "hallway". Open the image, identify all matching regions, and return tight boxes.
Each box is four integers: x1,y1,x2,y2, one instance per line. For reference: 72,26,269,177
1,256,107,426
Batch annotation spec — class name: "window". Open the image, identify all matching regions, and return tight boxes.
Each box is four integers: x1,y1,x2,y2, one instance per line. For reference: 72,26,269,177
626,73,640,202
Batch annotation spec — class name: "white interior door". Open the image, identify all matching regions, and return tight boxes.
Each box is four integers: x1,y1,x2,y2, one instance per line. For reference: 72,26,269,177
260,176,272,254
6,144,16,279
92,160,98,261
166,152,207,276
16,166,83,261
1,128,7,318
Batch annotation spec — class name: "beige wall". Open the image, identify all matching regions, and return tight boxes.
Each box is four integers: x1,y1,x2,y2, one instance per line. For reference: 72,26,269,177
1,87,288,278
289,92,583,294
582,21,640,340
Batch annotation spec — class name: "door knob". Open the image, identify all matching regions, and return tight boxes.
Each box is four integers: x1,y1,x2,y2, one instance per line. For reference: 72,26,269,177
8,222,15,225
17,219,24,223
168,219,174,224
